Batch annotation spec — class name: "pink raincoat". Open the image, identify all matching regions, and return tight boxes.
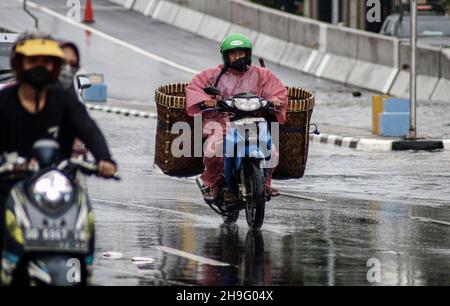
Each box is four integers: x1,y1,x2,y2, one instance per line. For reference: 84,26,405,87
186,64,288,188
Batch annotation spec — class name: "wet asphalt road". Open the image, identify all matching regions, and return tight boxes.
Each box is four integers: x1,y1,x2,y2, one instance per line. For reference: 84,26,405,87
1,0,450,286
88,111,450,286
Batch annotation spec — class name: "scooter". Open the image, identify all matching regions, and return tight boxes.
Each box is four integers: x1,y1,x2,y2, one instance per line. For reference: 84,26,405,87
0,139,119,286
196,87,277,230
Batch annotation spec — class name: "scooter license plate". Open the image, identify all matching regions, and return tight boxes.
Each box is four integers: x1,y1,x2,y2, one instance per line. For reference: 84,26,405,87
24,228,89,252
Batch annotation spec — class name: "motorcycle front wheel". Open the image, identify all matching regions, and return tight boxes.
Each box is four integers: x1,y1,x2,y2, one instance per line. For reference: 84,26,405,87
243,161,266,230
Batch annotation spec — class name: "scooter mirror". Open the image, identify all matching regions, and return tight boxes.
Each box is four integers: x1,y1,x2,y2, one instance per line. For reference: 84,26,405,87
77,76,92,90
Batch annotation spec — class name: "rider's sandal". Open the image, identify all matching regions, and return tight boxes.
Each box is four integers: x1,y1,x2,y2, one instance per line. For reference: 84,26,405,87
266,187,281,198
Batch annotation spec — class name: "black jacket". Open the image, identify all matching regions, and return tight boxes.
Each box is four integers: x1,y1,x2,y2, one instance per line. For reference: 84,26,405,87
0,84,113,163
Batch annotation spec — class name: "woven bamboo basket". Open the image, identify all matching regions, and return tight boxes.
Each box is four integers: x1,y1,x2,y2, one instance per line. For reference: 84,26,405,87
154,83,315,178
275,87,315,178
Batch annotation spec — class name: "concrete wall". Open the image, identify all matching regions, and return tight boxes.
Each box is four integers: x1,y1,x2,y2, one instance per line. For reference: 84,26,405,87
110,0,450,103
287,15,320,49
441,49,450,80
399,43,441,77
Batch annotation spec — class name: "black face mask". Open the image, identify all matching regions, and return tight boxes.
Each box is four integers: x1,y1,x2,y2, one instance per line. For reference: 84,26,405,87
229,58,249,72
23,66,52,92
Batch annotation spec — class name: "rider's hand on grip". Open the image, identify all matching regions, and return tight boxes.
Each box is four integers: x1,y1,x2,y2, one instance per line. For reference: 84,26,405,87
98,160,117,178
271,99,283,110
204,99,218,108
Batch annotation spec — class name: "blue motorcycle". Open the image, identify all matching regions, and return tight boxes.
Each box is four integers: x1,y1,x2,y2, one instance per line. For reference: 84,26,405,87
196,87,278,230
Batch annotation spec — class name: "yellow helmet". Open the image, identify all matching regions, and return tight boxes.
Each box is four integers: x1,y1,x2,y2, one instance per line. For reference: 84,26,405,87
14,38,64,58
11,32,64,83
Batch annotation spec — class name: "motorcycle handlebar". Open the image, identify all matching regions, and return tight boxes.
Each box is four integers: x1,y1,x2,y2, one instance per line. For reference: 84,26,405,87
0,158,121,181
64,159,121,181
200,100,279,114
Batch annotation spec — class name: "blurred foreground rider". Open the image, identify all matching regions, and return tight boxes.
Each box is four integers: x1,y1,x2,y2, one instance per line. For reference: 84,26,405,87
0,32,117,256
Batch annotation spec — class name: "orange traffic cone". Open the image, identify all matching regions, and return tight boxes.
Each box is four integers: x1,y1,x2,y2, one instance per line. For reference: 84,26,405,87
83,0,94,23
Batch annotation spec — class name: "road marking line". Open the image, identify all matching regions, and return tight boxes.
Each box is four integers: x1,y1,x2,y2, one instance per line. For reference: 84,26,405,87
278,192,326,202
158,246,230,267
92,197,223,224
92,197,203,219
410,216,450,227
14,0,199,75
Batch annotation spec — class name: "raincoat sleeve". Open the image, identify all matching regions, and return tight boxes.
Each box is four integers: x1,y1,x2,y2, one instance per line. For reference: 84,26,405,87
185,67,221,117
259,68,288,125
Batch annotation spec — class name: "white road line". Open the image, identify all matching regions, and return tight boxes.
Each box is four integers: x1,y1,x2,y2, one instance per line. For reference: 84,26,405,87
410,216,450,227
158,246,230,267
94,266,193,286
14,0,199,76
91,197,202,219
279,192,326,202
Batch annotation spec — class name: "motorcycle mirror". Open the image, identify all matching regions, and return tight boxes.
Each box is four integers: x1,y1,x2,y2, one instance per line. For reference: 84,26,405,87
77,76,92,90
203,87,220,96
309,123,320,135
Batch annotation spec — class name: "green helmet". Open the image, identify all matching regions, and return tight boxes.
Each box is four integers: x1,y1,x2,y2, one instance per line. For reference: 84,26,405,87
220,33,252,71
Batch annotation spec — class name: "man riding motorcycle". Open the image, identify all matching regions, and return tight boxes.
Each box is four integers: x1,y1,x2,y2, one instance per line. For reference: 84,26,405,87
186,33,288,202
0,32,117,257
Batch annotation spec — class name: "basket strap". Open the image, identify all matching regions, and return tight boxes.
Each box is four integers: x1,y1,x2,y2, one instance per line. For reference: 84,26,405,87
280,126,307,134
214,66,228,87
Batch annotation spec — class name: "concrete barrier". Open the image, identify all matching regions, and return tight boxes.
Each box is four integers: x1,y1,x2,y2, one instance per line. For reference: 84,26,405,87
390,71,440,101
196,15,231,42
347,61,398,93
278,43,314,72
257,5,288,41
253,34,287,64
440,49,450,80
325,27,358,59
171,6,205,33
399,43,441,77
431,50,450,103
431,78,450,103
303,50,325,75
226,24,259,44
152,1,180,24
143,0,160,16
315,53,356,83
390,44,441,100
321,26,401,92
230,0,259,31
132,0,152,13
166,0,207,12
204,0,232,22
125,0,135,9
113,0,450,99
287,15,321,49
109,0,129,6
357,32,396,67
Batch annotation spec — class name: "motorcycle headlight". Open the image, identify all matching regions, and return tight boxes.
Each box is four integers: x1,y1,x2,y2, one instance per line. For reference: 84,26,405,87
32,171,73,212
233,97,262,112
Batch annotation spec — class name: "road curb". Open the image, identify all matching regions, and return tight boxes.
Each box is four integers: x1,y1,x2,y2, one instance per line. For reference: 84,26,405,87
85,103,157,119
311,133,450,152
87,104,449,152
